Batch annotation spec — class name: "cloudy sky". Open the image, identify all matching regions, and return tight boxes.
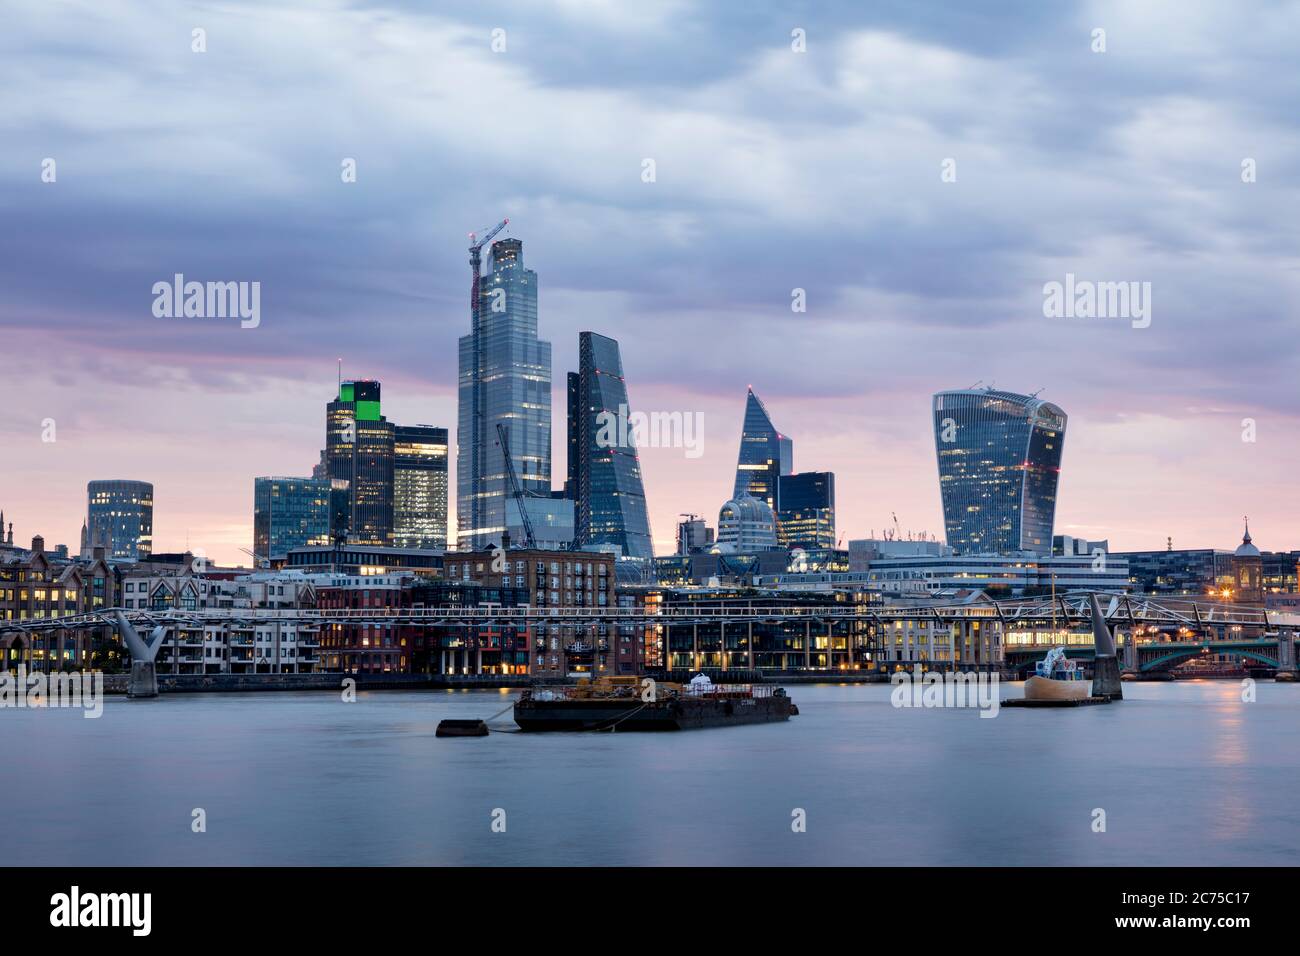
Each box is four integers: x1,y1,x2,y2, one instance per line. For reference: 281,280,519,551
2,0,1298,565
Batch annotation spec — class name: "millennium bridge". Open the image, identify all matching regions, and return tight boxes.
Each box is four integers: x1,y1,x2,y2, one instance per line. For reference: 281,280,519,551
4,592,1298,677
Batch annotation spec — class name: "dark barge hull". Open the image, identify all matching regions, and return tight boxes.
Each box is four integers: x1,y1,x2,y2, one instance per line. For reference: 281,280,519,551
514,695,793,731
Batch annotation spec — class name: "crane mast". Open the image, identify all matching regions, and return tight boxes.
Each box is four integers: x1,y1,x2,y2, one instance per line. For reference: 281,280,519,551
496,422,537,549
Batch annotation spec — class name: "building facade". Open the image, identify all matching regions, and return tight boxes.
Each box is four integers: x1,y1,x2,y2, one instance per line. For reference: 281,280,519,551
572,331,654,559
657,588,875,672
444,546,616,677
0,537,116,671
506,494,575,551
253,476,331,560
733,387,792,512
86,479,154,560
326,379,395,545
860,551,1129,596
393,425,449,551
777,471,835,549
932,388,1066,554
120,569,321,674
457,237,552,551
715,492,779,552
676,516,714,555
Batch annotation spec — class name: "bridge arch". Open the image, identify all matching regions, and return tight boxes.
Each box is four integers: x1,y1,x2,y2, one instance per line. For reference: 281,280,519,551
1142,647,1280,672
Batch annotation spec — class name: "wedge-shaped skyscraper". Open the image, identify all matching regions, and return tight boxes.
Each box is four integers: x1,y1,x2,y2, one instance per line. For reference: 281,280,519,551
732,387,792,512
572,332,653,559
932,388,1066,555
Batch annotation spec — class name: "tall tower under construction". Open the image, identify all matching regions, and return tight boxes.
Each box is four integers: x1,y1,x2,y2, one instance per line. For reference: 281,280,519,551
457,234,552,551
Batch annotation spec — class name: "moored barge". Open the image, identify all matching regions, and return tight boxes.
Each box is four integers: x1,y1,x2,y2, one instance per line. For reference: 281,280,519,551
513,675,795,732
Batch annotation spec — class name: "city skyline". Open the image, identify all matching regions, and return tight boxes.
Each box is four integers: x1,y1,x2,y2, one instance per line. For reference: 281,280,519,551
3,2,1298,564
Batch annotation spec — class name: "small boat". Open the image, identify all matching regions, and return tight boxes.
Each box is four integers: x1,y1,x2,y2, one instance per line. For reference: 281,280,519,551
1024,647,1090,701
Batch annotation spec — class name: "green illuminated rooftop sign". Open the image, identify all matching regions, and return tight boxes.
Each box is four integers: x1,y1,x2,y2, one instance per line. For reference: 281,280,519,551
355,400,381,421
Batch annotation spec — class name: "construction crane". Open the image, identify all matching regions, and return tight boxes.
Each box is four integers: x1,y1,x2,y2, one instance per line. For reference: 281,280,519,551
239,547,269,570
496,422,536,549
468,218,510,542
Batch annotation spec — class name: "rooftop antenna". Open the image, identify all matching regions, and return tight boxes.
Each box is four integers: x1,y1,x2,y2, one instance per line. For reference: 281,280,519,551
337,358,342,394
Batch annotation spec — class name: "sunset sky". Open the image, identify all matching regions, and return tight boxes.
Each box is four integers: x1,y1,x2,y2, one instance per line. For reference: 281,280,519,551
3,0,1298,566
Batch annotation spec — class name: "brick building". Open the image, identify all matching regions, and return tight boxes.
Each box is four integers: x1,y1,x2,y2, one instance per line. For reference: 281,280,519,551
0,536,116,672
444,543,617,677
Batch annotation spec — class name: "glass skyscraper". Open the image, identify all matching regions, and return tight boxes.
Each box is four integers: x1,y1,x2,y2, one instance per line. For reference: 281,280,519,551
326,379,395,545
457,237,552,551
393,425,448,551
572,331,653,559
253,476,331,559
733,387,792,512
932,389,1067,555
777,471,836,549
86,479,153,560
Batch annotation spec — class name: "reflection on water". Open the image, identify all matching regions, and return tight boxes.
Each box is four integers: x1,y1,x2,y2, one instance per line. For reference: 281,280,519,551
4,681,1299,866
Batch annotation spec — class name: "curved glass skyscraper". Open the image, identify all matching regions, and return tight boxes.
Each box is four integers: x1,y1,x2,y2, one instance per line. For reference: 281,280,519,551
932,389,1066,555
573,332,653,559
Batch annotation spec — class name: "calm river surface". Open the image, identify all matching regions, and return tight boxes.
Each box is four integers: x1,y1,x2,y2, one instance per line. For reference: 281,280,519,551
7,681,1299,866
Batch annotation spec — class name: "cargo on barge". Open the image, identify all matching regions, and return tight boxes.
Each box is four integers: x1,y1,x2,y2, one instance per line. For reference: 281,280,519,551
513,675,795,732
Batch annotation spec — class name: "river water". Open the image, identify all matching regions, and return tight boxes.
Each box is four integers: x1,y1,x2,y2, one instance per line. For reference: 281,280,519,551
7,681,1298,866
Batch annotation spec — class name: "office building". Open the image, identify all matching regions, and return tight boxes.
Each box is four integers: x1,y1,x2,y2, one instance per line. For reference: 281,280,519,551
393,425,448,551
457,237,552,551
676,516,714,555
859,551,1129,596
572,331,654,559
733,387,792,512
253,476,331,560
714,492,779,553
777,471,835,549
507,494,575,551
326,379,395,545
932,388,1066,554
86,479,154,560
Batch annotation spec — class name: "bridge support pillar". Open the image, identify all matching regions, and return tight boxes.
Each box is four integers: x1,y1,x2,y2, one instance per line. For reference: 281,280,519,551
1089,593,1123,701
1277,631,1297,680
1122,629,1138,672
1093,656,1123,700
127,661,159,698
113,611,166,700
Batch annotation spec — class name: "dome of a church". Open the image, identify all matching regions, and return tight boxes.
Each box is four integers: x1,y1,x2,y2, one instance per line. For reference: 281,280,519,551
1234,518,1260,558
